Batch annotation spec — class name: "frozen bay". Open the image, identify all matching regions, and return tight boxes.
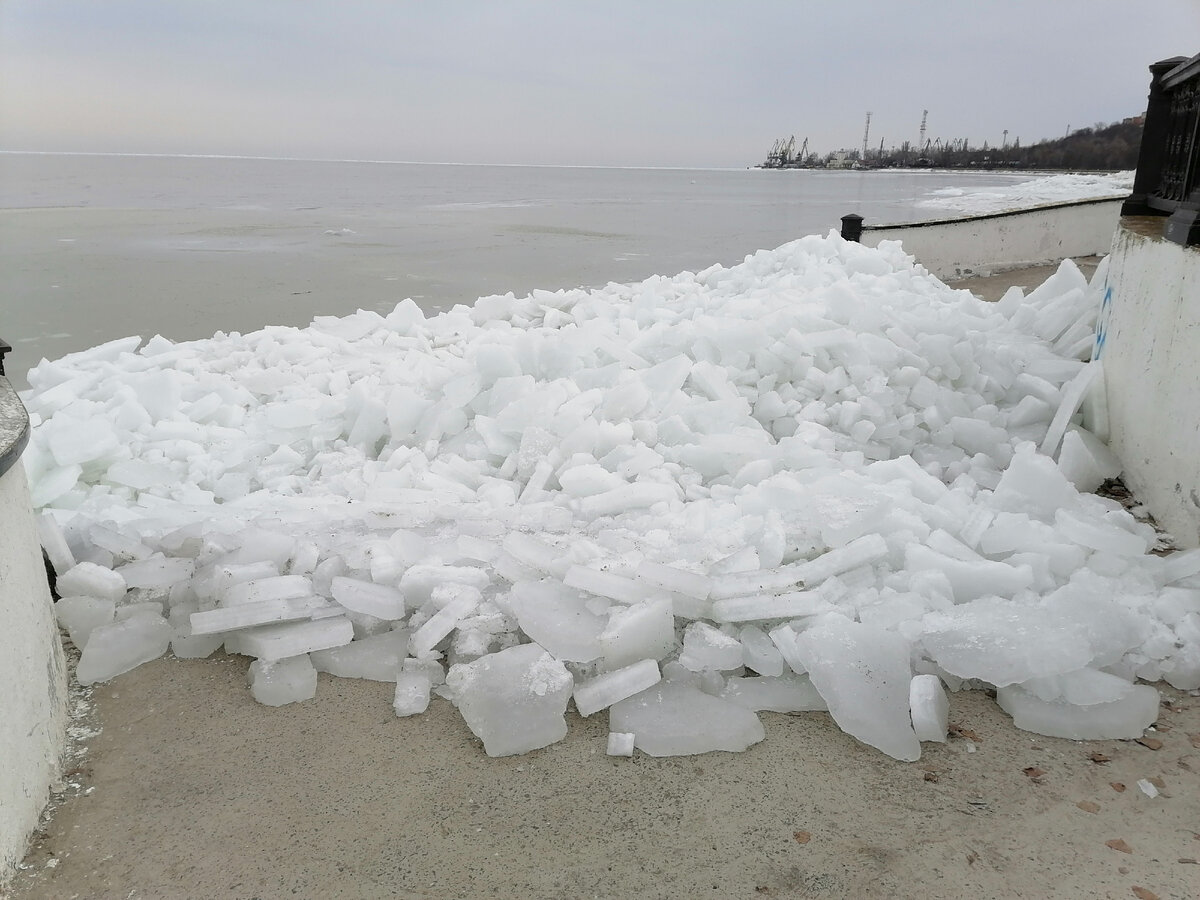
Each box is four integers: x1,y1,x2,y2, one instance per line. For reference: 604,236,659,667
0,152,1038,388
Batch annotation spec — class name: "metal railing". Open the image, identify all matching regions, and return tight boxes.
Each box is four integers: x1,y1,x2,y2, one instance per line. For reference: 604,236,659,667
1122,53,1200,246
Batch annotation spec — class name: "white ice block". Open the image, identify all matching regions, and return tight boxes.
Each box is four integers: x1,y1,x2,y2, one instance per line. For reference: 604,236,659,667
220,574,313,607
248,655,317,707
573,659,661,717
393,671,433,716
502,580,605,663
720,673,827,712
447,643,574,757
633,560,712,600
114,556,196,590
997,682,1159,740
37,513,75,575
330,576,405,620
409,587,480,658
1040,361,1100,457
235,616,355,660
1057,428,1121,493
57,561,127,603
54,595,116,649
598,598,675,670
609,680,765,757
399,564,490,606
909,674,949,742
794,618,921,761
711,590,832,623
678,622,743,671
76,614,172,685
904,544,1033,603
563,565,657,604
190,596,327,635
738,625,785,677
606,732,636,757
310,629,408,681
500,532,569,576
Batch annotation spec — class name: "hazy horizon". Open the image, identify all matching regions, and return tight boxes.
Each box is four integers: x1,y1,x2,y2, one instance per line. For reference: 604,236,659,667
1,1,1196,168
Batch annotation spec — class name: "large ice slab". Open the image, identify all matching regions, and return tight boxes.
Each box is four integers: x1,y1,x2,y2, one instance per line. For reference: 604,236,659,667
997,682,1159,740
609,680,765,756
446,643,574,757
309,629,409,681
233,617,355,661
249,655,317,706
76,614,172,685
794,618,921,761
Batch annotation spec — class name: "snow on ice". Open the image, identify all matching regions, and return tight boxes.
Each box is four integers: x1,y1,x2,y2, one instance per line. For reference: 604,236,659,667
26,230,1199,760
918,171,1134,215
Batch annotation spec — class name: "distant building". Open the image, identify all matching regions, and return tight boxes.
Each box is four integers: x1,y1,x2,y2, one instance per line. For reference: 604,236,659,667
827,151,854,169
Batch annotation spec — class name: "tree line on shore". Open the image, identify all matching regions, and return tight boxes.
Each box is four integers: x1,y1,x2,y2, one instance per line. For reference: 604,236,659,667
762,119,1143,171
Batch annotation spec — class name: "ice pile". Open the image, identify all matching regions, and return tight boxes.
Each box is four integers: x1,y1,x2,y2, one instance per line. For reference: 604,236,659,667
26,231,1199,761
918,171,1134,215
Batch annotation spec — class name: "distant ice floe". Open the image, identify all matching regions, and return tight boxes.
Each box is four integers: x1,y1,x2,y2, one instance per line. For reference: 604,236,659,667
918,171,1135,215
25,231,1197,761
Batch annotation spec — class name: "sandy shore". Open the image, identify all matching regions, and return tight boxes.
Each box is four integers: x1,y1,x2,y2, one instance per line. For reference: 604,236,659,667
7,648,1198,900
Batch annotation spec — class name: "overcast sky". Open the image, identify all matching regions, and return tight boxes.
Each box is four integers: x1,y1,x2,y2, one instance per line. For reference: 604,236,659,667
1,1,1195,168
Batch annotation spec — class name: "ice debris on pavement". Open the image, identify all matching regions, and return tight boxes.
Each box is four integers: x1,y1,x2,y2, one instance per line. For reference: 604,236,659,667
27,231,1200,760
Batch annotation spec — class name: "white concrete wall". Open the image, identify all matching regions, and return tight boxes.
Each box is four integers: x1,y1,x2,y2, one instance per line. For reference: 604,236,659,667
1099,223,1200,548
861,198,1123,281
0,452,67,884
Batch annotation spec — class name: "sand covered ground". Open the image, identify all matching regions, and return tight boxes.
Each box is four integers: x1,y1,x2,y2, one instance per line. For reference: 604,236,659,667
7,651,1199,900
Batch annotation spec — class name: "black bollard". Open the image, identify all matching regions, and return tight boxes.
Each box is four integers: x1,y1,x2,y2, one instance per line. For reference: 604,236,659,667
841,213,864,242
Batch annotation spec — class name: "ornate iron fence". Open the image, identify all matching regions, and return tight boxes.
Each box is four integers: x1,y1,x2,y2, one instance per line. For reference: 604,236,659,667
1122,53,1200,246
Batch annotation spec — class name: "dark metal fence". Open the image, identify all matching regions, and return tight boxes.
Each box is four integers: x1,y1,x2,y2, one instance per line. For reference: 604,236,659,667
1122,53,1200,246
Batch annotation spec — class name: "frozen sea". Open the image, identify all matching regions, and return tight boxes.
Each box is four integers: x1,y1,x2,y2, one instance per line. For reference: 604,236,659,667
0,152,1042,388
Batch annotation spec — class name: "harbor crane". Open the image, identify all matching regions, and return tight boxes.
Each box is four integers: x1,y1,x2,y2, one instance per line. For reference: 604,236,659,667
919,110,928,153
862,112,872,162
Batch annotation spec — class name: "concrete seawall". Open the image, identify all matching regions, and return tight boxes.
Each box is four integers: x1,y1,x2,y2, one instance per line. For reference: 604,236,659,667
0,377,66,887
860,197,1123,281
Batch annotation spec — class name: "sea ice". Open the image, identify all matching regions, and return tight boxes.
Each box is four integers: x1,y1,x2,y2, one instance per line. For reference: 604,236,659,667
54,595,116,649
720,673,826,712
310,629,409,681
330,576,405,620
233,617,355,661
76,614,172,685
447,643,573,757
794,618,921,761
573,659,661,717
908,674,949,742
393,672,433,717
56,561,127,603
996,682,1159,740
609,679,765,756
249,655,317,706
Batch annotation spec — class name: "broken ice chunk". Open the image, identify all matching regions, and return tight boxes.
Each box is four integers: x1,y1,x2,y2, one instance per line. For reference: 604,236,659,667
794,618,921,761
921,598,1093,686
563,565,657,604
330,576,405,620
720,673,826,713
738,625,784,676
76,614,172,685
235,616,355,660
678,622,743,671
1057,428,1121,493
711,590,833,623
908,674,949,742
607,732,636,757
447,643,573,756
904,544,1034,603
248,655,317,706
37,513,75,576
54,596,116,649
990,446,1078,521
409,586,481,658
608,680,765,756
393,672,433,717
573,659,661,717
996,682,1159,740
501,581,605,663
57,561,127,603
633,560,712,600
220,574,312,607
189,596,328,635
598,598,675,670
309,629,408,681
114,556,196,590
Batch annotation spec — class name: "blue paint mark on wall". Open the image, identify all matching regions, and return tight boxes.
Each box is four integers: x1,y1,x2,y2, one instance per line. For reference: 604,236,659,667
1093,277,1113,360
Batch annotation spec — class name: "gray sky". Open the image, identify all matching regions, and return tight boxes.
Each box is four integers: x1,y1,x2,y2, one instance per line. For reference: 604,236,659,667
1,1,1195,168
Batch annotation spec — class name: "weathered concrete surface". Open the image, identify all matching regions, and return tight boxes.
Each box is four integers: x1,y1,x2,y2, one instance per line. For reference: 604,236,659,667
8,649,1199,900
0,377,66,889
